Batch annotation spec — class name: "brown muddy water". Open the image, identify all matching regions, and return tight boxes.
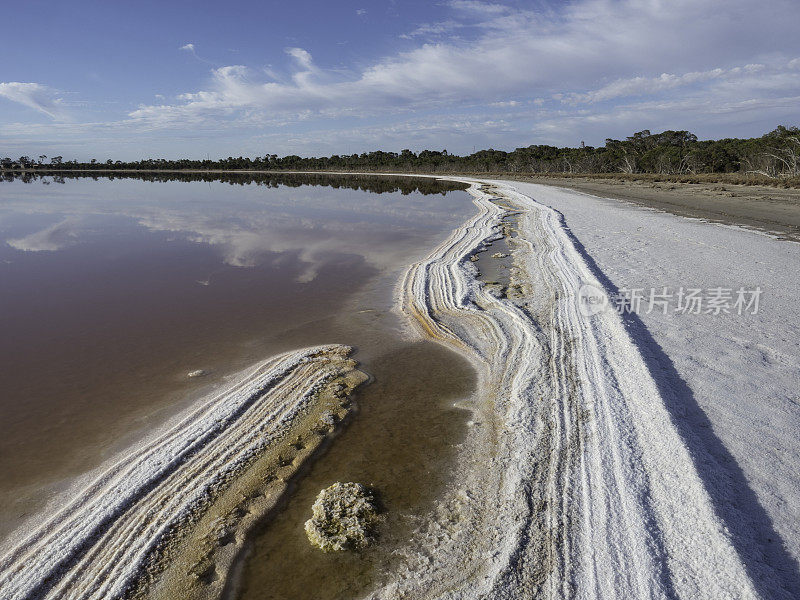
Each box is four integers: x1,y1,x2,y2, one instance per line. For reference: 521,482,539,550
0,172,475,565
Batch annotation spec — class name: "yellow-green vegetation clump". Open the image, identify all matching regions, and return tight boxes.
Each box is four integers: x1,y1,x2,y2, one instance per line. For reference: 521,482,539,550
305,482,379,552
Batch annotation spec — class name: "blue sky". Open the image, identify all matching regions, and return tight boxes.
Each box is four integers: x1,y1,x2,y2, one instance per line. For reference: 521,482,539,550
2,0,799,160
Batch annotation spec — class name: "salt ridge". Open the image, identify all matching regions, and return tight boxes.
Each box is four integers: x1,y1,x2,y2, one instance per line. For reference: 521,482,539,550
395,180,758,598
0,345,356,600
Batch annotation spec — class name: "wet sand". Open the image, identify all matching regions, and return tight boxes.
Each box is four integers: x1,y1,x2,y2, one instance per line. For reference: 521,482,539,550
512,176,800,242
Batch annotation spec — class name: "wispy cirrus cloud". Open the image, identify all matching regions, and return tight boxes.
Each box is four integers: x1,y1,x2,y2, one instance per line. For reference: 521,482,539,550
447,0,510,15
179,42,217,66
0,82,66,119
400,20,465,40
561,64,772,105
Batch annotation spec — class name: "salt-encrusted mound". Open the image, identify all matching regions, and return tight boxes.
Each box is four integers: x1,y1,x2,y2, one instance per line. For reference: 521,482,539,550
305,482,379,552
0,345,365,600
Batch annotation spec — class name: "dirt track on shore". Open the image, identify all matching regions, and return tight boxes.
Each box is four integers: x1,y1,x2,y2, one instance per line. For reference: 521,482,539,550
512,176,800,242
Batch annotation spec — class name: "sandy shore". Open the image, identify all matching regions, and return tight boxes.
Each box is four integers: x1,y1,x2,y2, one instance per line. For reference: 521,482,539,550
510,175,800,242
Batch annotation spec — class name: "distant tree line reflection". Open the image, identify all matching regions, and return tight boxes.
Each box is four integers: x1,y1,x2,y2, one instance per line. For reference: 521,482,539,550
0,171,469,195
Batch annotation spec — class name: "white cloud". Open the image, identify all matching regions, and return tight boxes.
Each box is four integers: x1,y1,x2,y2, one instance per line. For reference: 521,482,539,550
128,0,800,134
400,20,464,39
0,82,66,119
565,68,729,104
179,43,216,65
285,47,317,83
448,0,510,15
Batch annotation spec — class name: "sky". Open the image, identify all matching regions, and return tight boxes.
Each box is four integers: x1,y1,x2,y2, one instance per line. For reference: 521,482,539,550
1,0,799,160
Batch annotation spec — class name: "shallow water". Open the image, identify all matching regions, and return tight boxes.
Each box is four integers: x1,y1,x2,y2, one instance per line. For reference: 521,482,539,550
0,174,472,543
233,341,475,600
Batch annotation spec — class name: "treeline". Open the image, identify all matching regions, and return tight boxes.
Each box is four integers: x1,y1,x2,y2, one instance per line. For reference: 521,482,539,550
3,126,798,178
0,171,468,195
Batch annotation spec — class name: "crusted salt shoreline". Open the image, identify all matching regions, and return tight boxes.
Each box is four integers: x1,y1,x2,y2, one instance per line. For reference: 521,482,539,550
382,178,761,598
0,345,367,600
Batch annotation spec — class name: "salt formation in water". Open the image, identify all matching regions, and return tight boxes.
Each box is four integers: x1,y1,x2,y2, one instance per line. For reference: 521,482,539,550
0,345,366,600
305,482,379,552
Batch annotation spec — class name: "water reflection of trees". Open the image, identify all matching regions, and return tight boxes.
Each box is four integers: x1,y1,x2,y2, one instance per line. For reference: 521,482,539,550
0,171,468,195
